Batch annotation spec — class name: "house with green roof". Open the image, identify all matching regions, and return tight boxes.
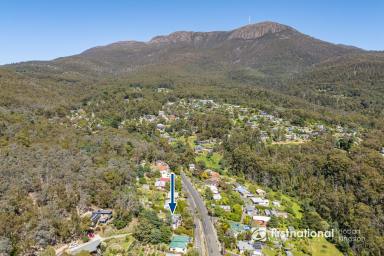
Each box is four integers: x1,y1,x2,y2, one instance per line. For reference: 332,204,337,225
228,221,250,237
169,235,191,254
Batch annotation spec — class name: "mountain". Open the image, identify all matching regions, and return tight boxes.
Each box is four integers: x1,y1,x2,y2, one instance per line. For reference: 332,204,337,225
2,21,383,115
7,21,364,79
1,21,383,256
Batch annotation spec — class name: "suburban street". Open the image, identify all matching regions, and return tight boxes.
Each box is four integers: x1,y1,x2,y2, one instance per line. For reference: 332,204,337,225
181,172,222,256
183,178,205,256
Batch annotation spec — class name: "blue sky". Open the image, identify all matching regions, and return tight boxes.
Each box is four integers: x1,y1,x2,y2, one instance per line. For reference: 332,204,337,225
1,0,383,64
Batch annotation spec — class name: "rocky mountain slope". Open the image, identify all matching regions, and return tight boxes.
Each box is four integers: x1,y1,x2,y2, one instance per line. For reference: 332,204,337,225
7,21,365,78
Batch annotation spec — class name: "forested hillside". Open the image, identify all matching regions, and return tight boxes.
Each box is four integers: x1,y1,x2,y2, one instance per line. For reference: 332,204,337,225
0,22,383,255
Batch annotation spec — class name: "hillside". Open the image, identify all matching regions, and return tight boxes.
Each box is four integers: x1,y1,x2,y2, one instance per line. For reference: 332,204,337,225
0,21,383,256
7,22,362,79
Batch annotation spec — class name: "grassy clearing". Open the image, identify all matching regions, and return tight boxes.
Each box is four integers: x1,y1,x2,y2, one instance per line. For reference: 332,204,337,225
263,237,342,256
307,237,343,256
104,235,135,255
268,191,303,219
195,152,222,170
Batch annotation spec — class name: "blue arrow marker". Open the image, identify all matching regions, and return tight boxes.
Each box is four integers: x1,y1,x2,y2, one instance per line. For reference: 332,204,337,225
168,173,177,214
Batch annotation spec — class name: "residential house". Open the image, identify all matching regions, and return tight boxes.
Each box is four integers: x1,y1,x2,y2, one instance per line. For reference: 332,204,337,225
229,221,249,237
168,115,177,121
160,177,171,183
156,123,166,131
317,124,325,131
285,134,297,141
207,170,220,179
91,209,113,225
158,110,166,117
171,214,182,230
142,114,157,122
245,205,256,216
157,88,169,93
237,241,259,255
250,197,269,207
285,249,294,256
90,213,100,225
194,145,204,153
253,242,264,256
208,184,219,194
219,205,231,212
276,211,289,218
154,160,170,178
155,160,170,171
155,180,166,190
169,235,191,254
235,186,250,197
206,170,220,185
256,189,266,197
213,193,222,200
252,216,271,226
272,200,281,207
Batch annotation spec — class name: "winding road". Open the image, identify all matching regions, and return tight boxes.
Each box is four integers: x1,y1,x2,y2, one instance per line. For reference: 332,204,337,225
181,172,222,256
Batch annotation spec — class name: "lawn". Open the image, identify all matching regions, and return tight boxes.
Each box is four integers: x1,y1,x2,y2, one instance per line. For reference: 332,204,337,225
103,235,135,255
285,237,343,256
268,191,303,219
307,237,343,256
195,152,222,170
262,246,279,256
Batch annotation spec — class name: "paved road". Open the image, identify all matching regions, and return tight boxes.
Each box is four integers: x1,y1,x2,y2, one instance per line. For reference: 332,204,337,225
58,233,130,255
67,235,102,255
181,172,222,256
184,179,205,256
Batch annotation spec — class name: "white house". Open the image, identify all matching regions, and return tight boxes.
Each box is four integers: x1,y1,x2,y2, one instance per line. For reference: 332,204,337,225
208,185,219,194
213,193,222,201
250,197,269,207
253,215,271,226
155,180,166,189
237,241,254,255
256,188,266,196
160,170,170,179
156,123,165,130
220,205,231,212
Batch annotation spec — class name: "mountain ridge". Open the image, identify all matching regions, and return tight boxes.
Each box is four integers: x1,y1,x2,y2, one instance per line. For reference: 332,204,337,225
4,21,375,80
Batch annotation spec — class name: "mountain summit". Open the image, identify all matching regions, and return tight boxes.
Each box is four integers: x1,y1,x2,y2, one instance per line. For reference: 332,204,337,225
229,21,295,40
149,21,295,44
